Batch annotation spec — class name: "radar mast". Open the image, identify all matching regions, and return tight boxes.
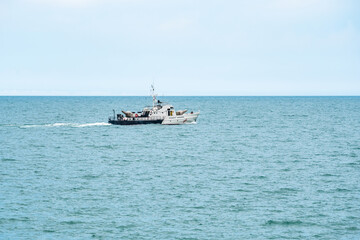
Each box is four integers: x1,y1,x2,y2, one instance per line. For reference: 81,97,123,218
151,84,158,108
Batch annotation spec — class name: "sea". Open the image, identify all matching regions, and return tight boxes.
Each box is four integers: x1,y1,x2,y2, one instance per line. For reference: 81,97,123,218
1,96,360,240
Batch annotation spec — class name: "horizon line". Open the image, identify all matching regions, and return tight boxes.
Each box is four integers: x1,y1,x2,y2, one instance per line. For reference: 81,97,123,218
1,95,359,97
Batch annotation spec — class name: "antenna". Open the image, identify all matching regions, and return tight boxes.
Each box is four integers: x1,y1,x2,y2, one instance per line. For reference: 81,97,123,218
150,83,157,108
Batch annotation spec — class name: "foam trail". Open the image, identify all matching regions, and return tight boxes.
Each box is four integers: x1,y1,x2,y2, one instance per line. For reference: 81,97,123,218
20,122,111,128
20,124,46,128
76,123,111,127
184,121,197,125
47,123,73,127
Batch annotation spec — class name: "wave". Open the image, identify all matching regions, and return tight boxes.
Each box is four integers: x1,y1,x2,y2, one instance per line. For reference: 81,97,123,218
264,220,308,226
20,122,111,128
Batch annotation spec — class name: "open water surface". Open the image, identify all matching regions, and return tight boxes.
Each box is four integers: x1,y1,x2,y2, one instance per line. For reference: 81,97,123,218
1,96,360,239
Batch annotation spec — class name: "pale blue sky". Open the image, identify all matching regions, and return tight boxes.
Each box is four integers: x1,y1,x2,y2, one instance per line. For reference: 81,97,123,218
1,0,359,95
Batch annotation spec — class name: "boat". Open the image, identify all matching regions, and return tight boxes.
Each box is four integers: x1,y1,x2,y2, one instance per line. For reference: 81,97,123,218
108,85,199,125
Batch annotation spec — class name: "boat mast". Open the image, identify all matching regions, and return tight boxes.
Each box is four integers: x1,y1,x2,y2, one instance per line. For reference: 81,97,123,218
151,84,157,109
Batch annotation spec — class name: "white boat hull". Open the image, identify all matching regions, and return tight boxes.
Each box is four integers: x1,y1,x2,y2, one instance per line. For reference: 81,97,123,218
162,112,199,125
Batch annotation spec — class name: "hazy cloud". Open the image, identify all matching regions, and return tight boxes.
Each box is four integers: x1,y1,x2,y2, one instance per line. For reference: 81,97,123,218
1,0,359,95
159,17,194,32
24,0,99,7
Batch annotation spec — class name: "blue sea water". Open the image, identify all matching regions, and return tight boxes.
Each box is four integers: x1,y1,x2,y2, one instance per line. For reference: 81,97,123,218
1,96,360,240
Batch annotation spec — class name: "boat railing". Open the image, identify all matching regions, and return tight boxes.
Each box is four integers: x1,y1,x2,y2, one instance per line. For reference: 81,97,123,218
122,116,165,121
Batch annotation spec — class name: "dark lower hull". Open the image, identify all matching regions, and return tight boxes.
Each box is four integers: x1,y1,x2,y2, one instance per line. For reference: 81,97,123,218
108,119,163,125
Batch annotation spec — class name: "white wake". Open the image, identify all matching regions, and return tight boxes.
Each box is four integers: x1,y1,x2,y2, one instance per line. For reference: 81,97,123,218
76,122,111,127
20,122,111,128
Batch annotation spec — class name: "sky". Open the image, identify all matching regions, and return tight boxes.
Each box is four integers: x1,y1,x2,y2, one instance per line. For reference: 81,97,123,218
0,0,359,96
